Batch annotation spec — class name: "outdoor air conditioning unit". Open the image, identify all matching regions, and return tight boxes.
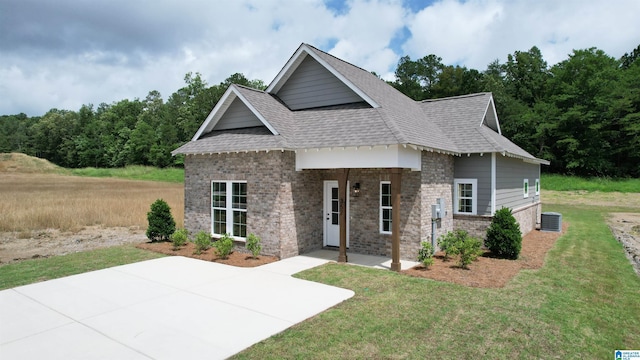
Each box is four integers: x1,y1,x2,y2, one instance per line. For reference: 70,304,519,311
541,212,562,232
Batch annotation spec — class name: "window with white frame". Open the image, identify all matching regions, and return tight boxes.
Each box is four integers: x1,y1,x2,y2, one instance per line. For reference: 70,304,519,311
523,179,529,198
535,178,540,196
454,179,477,215
212,181,247,239
380,181,392,234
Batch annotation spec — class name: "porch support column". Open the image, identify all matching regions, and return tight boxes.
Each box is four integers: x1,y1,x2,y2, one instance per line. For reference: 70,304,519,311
337,168,350,263
390,168,402,272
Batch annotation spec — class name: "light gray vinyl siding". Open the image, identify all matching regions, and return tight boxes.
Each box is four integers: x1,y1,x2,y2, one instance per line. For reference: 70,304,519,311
214,98,263,130
495,156,541,210
276,55,364,110
454,154,491,215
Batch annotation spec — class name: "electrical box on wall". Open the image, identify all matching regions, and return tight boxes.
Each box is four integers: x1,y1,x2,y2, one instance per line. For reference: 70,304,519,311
437,198,446,216
431,204,441,219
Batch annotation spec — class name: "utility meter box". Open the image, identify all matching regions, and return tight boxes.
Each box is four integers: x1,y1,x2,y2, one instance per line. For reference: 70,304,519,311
431,204,441,219
437,198,446,216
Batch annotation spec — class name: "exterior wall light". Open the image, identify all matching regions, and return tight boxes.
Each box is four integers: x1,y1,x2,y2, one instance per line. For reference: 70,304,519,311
353,182,361,197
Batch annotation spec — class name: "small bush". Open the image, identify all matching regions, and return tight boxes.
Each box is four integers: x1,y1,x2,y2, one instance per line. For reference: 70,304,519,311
146,199,176,242
437,229,467,261
485,207,522,259
457,236,483,268
214,233,234,259
438,230,482,269
170,228,188,250
193,231,211,255
417,241,434,269
246,233,262,259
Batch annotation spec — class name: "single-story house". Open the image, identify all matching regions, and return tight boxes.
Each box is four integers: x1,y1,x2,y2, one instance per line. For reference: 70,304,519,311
173,43,549,270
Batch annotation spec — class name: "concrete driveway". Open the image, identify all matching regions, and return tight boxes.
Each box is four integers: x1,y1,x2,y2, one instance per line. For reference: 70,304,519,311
0,256,354,359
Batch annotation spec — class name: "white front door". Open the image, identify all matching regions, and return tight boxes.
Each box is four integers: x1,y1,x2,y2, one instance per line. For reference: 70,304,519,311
323,181,349,247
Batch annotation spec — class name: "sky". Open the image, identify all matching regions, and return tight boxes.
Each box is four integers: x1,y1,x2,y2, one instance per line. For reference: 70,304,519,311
1,0,639,116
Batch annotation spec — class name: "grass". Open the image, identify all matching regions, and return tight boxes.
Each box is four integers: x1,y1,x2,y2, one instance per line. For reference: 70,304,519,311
233,204,640,359
0,246,166,290
542,173,640,192
69,166,184,183
0,173,183,232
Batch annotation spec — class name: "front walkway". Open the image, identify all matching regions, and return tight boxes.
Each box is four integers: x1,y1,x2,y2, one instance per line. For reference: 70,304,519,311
303,249,419,271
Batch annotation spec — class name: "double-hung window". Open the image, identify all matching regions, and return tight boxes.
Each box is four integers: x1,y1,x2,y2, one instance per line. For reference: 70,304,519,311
535,178,540,196
523,179,529,198
212,181,247,240
454,179,477,215
380,181,392,234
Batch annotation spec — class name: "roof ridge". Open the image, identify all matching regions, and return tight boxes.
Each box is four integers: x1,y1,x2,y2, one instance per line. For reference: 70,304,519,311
303,43,373,75
233,83,266,93
419,92,490,103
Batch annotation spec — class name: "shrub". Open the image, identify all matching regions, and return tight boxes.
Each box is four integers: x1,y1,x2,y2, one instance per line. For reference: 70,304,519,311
438,230,482,269
437,229,467,261
170,228,188,250
485,207,522,259
214,233,234,259
246,233,262,259
193,231,211,255
146,199,176,242
417,241,434,269
457,236,483,268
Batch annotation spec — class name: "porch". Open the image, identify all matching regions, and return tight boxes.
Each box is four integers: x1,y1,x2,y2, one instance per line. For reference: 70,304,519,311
302,249,419,271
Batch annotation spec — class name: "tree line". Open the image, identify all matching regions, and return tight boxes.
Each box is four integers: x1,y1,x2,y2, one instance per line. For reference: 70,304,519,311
1,45,638,177
0,73,265,169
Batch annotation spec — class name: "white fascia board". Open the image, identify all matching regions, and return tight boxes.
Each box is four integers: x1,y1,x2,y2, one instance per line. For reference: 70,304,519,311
266,44,380,108
191,86,278,141
266,44,307,93
232,88,279,136
295,145,421,171
192,87,236,141
482,95,502,135
303,46,380,108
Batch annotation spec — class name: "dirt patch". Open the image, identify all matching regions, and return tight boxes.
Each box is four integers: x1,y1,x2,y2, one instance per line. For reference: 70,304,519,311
0,226,147,264
136,241,279,267
606,213,640,275
403,223,567,288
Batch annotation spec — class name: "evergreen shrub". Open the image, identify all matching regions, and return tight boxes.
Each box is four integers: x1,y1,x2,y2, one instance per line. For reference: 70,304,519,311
485,207,522,259
145,199,176,242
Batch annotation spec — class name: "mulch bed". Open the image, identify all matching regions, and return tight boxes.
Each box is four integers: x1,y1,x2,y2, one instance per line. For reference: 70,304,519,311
138,224,566,287
136,241,279,267
402,223,568,288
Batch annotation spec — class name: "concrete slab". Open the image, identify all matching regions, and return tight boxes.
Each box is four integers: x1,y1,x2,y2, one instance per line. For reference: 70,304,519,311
304,249,420,271
0,256,354,360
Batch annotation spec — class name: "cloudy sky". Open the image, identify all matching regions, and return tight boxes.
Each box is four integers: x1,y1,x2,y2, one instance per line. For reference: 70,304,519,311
1,0,639,116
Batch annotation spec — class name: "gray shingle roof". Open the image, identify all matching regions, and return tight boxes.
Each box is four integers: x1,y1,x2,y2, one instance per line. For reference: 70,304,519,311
174,43,548,164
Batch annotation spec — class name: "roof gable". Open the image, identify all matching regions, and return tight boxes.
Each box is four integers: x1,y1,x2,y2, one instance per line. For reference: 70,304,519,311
275,55,366,110
266,43,380,109
192,85,279,141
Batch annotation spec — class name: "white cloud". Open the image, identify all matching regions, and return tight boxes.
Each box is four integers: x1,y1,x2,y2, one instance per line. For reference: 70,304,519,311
1,0,638,116
404,0,640,69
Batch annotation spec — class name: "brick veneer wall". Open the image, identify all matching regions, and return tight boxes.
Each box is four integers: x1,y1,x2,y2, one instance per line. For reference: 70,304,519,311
453,202,542,243
183,151,458,261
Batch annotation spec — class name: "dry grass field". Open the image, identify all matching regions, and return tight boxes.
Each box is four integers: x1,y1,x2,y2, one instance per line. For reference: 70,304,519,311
0,153,183,233
0,173,183,233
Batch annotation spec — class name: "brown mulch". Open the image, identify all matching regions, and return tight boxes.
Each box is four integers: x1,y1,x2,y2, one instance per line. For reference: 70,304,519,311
402,222,568,288
136,241,279,267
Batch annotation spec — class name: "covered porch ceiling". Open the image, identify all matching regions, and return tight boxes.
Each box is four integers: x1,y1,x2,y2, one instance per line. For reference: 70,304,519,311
295,144,430,171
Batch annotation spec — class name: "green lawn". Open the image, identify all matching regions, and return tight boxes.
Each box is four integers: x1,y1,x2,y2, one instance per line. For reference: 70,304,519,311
542,173,640,192
0,246,166,290
69,165,184,183
1,199,638,358
233,204,640,359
